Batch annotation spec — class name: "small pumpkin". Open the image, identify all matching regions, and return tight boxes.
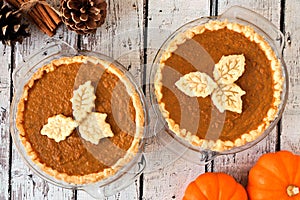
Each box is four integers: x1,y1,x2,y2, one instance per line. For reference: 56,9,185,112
183,172,248,200
247,150,300,200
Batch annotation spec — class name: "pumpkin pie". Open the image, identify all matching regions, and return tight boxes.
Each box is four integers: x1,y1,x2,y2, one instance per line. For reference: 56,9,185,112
16,55,144,184
154,20,283,151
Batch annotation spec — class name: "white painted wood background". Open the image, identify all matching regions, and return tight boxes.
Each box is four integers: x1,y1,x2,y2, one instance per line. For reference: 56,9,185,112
0,0,299,199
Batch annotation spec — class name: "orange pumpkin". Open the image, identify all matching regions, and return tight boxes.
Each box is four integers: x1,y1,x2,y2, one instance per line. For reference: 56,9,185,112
247,150,300,200
183,172,248,200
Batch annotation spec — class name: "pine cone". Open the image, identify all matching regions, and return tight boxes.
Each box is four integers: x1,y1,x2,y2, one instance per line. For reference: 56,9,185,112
60,0,107,34
0,1,30,45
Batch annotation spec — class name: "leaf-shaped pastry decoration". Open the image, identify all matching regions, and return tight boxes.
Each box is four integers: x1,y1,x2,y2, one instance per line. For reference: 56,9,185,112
212,84,246,113
79,112,114,145
175,72,218,97
213,54,245,85
175,54,247,113
42,81,115,144
41,114,78,142
70,81,96,122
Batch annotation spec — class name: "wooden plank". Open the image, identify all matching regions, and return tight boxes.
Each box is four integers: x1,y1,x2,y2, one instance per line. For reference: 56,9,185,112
281,0,300,154
107,182,140,200
10,24,78,199
213,0,282,186
217,0,281,26
0,45,11,200
77,181,140,200
80,0,144,85
143,0,210,199
77,0,145,199
143,158,206,200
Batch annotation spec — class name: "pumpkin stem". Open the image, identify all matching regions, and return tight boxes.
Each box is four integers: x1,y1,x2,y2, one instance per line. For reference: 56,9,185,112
287,185,299,197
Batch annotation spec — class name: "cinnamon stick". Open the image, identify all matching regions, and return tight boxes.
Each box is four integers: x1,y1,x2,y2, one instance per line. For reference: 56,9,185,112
36,4,56,31
29,8,54,36
5,0,51,35
5,0,61,36
44,5,61,25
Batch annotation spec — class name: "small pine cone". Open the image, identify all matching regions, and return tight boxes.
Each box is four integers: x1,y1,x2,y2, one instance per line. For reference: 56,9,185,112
0,1,30,45
60,0,107,34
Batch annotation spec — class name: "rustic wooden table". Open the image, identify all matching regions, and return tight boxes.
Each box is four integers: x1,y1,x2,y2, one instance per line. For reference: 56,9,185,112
1,0,300,199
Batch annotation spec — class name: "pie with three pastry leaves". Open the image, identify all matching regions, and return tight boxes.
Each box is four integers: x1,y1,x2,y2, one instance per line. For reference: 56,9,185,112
16,55,144,184
154,20,284,151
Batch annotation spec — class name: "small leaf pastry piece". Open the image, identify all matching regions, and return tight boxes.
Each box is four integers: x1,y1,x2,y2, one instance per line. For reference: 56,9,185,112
212,83,246,113
79,112,114,145
213,54,245,85
70,81,96,122
175,71,218,97
41,114,78,142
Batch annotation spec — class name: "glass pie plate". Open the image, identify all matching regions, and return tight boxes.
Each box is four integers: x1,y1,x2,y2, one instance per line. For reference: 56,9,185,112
10,41,147,198
149,6,288,164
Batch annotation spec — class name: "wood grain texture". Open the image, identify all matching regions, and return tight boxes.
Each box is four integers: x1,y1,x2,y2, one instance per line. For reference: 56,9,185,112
10,24,77,200
77,0,145,199
213,0,282,186
81,0,144,85
78,182,141,200
143,1,210,199
217,0,281,26
281,0,300,154
0,45,11,200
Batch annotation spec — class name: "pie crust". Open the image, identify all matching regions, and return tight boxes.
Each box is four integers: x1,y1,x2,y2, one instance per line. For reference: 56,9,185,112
154,20,283,151
16,55,144,184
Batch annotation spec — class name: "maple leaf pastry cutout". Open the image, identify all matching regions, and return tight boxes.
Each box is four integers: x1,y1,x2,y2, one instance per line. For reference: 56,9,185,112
175,54,246,113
